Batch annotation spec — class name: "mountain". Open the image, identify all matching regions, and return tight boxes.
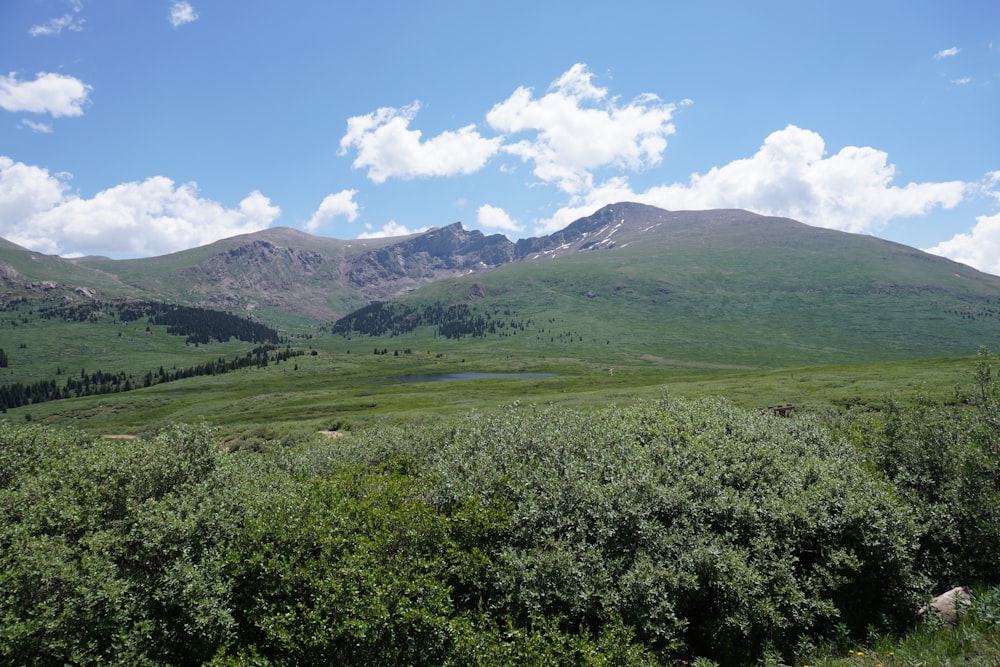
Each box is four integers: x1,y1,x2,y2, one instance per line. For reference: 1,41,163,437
0,237,138,301
1,208,657,322
2,203,1000,364
2,222,559,322
375,204,1000,365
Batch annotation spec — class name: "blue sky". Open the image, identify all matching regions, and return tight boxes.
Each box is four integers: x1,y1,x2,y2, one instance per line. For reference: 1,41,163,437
1,1,998,274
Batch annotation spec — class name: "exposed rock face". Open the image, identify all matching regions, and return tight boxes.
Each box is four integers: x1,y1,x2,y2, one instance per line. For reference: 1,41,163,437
192,240,334,292
344,223,516,299
341,205,677,298
515,202,675,260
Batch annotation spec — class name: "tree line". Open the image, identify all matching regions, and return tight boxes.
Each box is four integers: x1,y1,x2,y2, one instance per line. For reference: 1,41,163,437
0,345,304,412
32,299,282,345
331,301,532,340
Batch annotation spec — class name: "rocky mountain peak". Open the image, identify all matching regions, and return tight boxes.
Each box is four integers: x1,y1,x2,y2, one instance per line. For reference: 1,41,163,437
344,222,517,299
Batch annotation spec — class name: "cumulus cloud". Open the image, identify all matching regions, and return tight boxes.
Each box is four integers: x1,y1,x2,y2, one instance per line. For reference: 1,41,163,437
0,156,279,257
925,212,1000,276
486,63,682,195
338,65,971,246
0,156,69,224
29,0,85,36
0,72,92,117
357,220,427,239
936,46,961,58
924,173,1000,275
169,1,198,28
338,62,682,207
305,190,360,232
339,102,502,183
477,204,523,233
534,125,967,235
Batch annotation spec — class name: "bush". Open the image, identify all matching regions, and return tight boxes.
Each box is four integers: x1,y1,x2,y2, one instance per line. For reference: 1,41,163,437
845,348,1000,588
220,467,456,665
411,398,923,663
0,422,232,665
3,391,972,665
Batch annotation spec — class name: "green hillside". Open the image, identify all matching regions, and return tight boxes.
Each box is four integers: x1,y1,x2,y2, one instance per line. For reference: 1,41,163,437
375,207,1000,368
3,205,1000,430
71,227,400,325
0,237,137,298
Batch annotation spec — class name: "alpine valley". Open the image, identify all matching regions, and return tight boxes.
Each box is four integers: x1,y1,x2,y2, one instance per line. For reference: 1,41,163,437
2,202,999,430
6,203,1000,666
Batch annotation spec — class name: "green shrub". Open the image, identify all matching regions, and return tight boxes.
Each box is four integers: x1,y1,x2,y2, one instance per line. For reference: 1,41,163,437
0,422,232,665
220,467,456,665
844,348,1000,588
3,390,974,665
415,398,923,663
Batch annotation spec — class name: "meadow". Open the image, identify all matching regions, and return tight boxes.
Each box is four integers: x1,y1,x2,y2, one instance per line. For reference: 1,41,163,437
3,357,1000,665
2,294,999,664
0,292,986,435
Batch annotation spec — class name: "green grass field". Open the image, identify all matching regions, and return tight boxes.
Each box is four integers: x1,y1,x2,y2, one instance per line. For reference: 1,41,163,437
2,293,998,665
3,316,980,435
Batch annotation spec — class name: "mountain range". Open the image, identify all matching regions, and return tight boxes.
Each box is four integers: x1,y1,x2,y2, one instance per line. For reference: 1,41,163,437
3,202,1000,365
1,202,687,321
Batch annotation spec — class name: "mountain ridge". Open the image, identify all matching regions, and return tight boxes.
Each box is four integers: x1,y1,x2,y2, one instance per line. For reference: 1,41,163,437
2,204,998,329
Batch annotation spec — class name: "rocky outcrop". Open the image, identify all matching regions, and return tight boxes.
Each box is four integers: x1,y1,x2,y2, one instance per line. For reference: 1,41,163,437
344,223,516,298
514,202,672,260
193,240,334,291
342,206,674,297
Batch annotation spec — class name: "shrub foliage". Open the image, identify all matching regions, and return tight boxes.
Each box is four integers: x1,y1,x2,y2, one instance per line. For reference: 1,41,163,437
2,358,999,664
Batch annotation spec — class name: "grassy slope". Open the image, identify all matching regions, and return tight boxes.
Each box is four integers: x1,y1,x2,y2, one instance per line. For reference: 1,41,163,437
395,212,1000,367
0,238,137,297
73,228,399,326
3,209,999,432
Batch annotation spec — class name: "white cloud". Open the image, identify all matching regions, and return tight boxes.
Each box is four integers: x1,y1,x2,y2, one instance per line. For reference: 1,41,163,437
936,46,961,58
531,125,968,236
985,171,1000,199
340,66,967,242
924,173,1000,275
29,0,85,36
0,156,70,227
486,63,681,195
952,77,973,85
0,156,279,257
19,119,54,133
357,220,427,239
0,72,92,117
477,204,523,233
169,1,198,28
339,102,502,183
305,189,359,232
339,64,681,196
925,212,1000,275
